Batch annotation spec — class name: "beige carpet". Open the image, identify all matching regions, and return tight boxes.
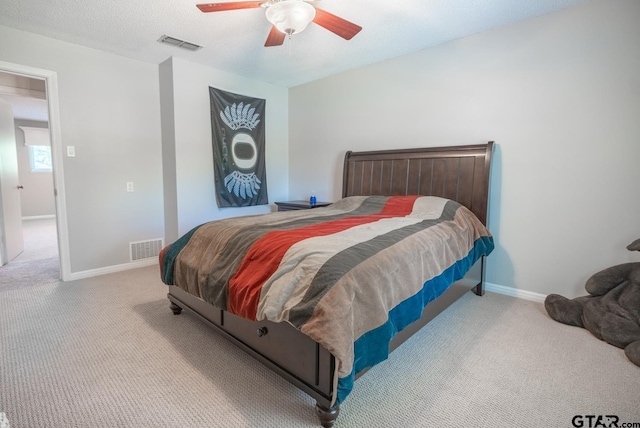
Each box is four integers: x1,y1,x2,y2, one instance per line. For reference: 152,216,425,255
1,262,639,427
0,218,59,292
12,218,59,263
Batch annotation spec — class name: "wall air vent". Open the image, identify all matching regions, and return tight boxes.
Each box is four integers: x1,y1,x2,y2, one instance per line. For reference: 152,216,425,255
158,35,203,51
130,238,164,262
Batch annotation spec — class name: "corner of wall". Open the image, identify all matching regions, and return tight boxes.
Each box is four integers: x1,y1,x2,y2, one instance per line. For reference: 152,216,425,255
159,58,179,244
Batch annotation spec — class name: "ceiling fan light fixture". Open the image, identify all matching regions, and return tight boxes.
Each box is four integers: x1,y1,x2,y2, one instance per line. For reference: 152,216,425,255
265,0,316,36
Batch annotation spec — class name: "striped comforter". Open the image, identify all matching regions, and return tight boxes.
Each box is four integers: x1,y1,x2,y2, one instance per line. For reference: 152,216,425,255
160,195,494,404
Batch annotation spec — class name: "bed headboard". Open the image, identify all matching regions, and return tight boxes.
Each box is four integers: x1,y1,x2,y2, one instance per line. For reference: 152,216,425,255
342,142,494,226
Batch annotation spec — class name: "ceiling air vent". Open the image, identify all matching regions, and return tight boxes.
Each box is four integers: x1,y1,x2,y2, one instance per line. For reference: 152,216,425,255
158,35,203,51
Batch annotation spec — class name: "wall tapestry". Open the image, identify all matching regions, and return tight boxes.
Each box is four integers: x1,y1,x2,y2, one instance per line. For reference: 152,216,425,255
209,87,268,207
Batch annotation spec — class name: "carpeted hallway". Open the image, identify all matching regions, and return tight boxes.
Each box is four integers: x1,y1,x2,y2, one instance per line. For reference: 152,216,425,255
1,224,639,427
1,218,59,292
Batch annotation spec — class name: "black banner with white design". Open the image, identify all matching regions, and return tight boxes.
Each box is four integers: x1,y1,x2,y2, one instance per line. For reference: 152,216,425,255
209,87,268,207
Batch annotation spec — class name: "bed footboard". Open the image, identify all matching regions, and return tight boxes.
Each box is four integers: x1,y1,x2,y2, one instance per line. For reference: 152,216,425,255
167,256,485,427
167,286,336,409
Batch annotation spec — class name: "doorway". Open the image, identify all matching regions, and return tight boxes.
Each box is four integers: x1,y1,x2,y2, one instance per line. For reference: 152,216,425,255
0,61,70,281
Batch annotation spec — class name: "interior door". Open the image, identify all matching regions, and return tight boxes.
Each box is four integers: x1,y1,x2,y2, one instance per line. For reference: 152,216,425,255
0,98,24,264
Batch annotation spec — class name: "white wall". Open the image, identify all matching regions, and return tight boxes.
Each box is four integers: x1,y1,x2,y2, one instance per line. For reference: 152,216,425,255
289,0,640,299
0,26,288,276
0,25,164,273
160,57,289,242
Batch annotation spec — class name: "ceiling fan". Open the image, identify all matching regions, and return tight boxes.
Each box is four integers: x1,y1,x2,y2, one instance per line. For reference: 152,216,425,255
196,0,362,47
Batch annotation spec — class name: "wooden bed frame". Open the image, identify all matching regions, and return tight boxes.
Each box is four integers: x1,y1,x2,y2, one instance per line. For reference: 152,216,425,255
167,141,494,427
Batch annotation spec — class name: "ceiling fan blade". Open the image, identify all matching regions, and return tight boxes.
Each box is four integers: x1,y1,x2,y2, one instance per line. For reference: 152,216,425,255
196,1,264,13
312,8,362,40
265,25,286,47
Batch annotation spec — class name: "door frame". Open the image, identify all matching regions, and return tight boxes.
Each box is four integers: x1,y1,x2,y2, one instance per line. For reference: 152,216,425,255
0,60,71,281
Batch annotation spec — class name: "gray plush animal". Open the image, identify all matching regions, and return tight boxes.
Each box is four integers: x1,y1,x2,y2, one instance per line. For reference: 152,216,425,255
544,238,640,367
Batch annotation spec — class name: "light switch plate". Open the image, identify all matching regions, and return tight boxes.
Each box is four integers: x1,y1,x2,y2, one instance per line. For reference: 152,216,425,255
67,146,76,157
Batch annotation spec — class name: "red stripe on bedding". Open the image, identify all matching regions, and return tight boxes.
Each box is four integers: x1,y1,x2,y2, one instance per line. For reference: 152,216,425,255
228,196,420,319
379,195,420,216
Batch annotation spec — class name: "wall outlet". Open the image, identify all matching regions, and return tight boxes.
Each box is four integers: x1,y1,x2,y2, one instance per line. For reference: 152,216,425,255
126,182,134,192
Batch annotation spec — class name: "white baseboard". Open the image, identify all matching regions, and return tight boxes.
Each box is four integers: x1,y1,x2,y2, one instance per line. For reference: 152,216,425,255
66,257,158,281
22,215,56,220
485,281,546,303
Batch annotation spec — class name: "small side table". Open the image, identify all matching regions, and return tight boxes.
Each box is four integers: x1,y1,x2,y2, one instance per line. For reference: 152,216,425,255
275,200,332,211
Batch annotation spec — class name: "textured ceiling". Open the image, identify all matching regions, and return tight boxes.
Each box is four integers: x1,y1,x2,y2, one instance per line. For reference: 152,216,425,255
0,0,587,88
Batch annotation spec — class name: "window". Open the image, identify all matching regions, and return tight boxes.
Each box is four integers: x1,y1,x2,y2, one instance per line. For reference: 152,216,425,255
19,126,52,173
29,145,52,172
